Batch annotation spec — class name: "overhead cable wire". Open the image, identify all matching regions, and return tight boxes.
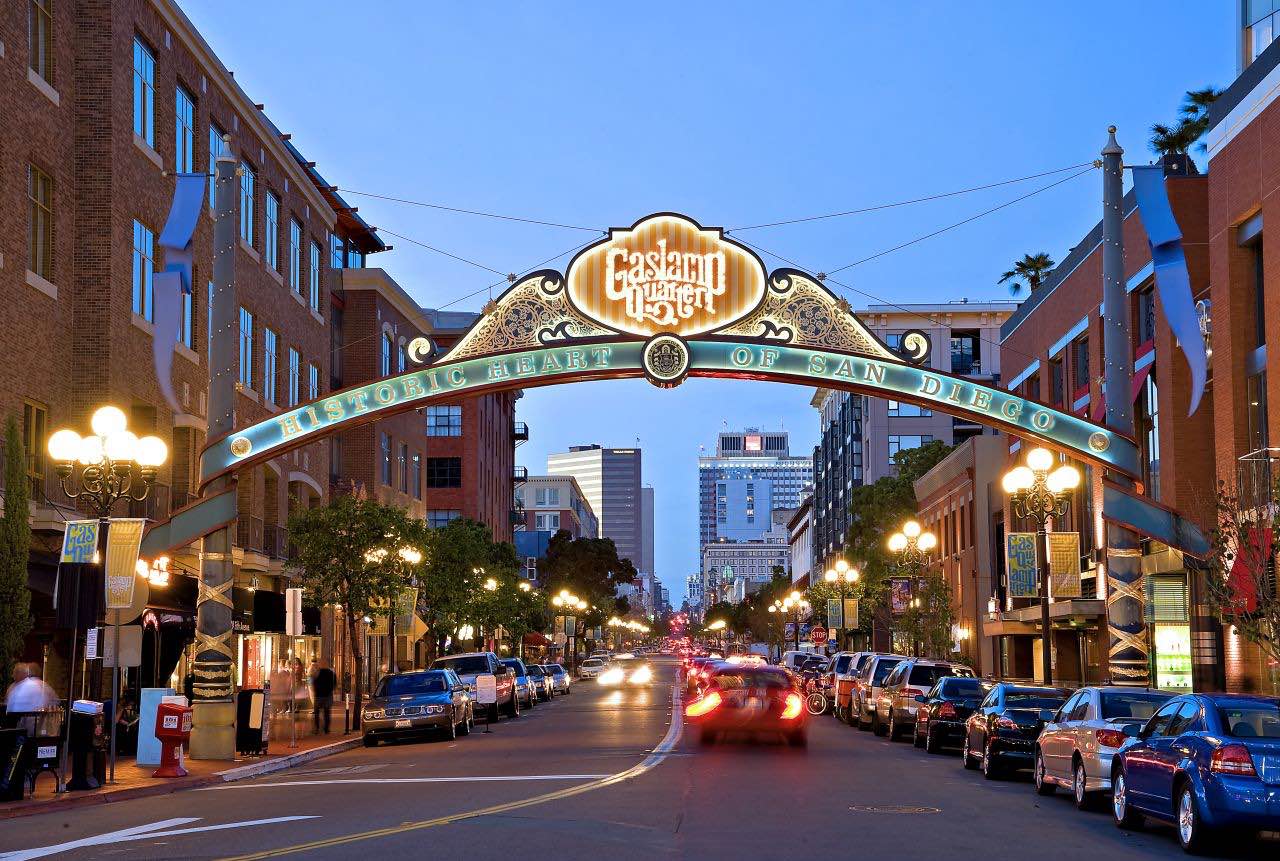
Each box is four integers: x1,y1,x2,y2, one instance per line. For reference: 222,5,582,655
339,188,604,234
726,161,1098,232
376,227,510,278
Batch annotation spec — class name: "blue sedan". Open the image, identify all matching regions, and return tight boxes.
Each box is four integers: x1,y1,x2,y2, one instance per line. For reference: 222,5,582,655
1111,693,1280,853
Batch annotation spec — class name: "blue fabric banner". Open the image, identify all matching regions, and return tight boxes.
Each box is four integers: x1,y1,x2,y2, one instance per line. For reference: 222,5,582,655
154,174,205,413
1129,166,1207,415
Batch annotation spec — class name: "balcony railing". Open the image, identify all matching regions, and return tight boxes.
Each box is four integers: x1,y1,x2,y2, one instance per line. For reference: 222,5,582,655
263,523,287,559
237,516,264,553
509,509,526,526
513,422,529,441
513,465,528,482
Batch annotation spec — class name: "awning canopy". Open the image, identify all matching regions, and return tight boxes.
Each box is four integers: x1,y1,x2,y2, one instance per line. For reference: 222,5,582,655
523,631,552,647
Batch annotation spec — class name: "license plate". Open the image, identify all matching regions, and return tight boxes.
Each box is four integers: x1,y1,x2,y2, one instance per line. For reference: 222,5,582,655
747,697,763,712
37,745,56,759
394,719,411,729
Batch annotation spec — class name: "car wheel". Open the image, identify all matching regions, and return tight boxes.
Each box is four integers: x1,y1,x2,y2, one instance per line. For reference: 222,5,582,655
1034,750,1055,795
1072,760,1094,810
872,711,887,737
446,711,457,740
925,727,942,755
1112,770,1143,830
362,734,377,748
913,723,925,748
699,728,717,746
962,735,977,770
982,743,1001,780
1177,784,1212,854
788,730,808,748
459,707,472,736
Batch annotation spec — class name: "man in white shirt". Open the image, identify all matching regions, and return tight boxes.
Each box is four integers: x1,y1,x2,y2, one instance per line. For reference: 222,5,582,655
6,663,56,717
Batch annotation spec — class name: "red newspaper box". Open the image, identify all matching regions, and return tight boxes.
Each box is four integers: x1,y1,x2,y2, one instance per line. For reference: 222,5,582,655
153,702,192,777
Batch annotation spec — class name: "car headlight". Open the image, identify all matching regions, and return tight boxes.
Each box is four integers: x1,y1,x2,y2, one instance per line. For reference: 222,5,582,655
598,667,625,686
425,705,445,715
628,666,653,685
363,709,384,720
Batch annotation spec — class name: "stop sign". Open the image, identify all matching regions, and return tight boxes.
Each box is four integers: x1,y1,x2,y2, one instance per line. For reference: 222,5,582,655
810,625,828,644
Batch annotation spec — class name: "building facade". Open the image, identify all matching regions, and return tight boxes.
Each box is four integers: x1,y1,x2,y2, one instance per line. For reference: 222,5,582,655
698,429,812,549
787,498,813,588
701,522,790,605
546,445,643,567
514,474,598,538
810,389,863,573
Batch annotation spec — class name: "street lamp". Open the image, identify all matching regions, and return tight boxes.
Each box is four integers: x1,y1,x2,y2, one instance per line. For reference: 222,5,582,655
1002,446,1080,685
552,589,587,670
366,543,422,674
47,406,169,787
887,520,937,657
823,558,860,651
769,594,810,652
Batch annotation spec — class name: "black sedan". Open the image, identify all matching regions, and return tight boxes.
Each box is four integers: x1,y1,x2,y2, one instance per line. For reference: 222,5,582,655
961,683,1070,779
913,676,992,754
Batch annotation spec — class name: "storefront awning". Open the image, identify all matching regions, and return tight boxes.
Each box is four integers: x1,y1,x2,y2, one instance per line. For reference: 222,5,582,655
523,632,552,648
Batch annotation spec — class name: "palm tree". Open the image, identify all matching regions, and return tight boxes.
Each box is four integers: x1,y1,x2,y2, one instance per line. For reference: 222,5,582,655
1149,86,1221,155
1149,122,1197,156
998,252,1056,297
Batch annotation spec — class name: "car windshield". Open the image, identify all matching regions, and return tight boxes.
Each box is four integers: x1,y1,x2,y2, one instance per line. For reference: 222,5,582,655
940,678,988,698
527,666,544,677
583,659,603,667
501,661,525,674
1005,691,1068,710
871,659,901,685
1218,702,1280,738
377,673,447,697
1100,691,1170,721
432,656,491,675
833,655,853,674
713,671,790,690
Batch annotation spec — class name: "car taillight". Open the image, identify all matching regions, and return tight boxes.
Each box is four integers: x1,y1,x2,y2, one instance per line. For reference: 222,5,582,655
996,716,1018,731
685,691,722,718
781,692,803,720
938,702,957,719
1095,728,1127,749
1210,744,1257,776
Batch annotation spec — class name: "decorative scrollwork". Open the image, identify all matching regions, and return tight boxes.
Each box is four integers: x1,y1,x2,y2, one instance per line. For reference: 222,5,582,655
714,271,898,358
438,274,617,362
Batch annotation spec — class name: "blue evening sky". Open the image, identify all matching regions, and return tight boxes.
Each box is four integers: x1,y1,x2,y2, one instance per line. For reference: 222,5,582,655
182,1,1230,605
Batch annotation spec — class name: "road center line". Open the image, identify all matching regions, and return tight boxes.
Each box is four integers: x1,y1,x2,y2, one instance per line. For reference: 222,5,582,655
222,682,685,860
200,774,612,790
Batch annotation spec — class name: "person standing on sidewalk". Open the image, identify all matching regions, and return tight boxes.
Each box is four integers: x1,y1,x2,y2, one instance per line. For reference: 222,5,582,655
312,659,336,734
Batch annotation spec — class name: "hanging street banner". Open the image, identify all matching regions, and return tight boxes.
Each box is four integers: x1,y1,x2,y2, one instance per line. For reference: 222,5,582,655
1049,532,1082,598
60,519,99,564
843,598,860,630
395,586,419,632
890,579,912,615
1006,533,1039,599
104,518,146,609
827,598,842,629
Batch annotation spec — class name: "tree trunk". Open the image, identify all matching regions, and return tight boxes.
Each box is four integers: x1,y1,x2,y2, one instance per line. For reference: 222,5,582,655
346,609,364,730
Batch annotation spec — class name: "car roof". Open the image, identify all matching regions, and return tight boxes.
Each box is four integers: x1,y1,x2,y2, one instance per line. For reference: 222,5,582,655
437,651,493,660
1198,693,1280,705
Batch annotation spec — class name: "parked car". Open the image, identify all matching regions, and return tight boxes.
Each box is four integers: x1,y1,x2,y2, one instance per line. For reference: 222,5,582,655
1111,693,1280,853
361,669,473,746
540,663,571,695
501,658,538,708
852,653,906,733
913,676,992,754
1034,686,1173,808
962,683,1070,779
430,651,519,720
684,663,808,747
830,651,873,724
579,657,607,679
780,650,820,672
525,663,553,701
876,659,974,742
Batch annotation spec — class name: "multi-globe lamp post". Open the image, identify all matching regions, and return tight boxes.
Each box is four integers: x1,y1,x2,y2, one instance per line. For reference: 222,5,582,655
887,520,936,657
552,589,588,671
480,573,534,655
367,544,422,674
705,618,727,655
823,559,860,650
46,405,169,786
768,591,810,653
1001,446,1080,686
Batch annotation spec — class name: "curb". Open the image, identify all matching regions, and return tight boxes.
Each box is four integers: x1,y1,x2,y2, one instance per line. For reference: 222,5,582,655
0,736,361,821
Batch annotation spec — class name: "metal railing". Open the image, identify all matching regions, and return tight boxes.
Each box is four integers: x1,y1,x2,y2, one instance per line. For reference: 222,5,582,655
513,465,528,482
237,516,264,553
513,422,529,441
263,523,288,559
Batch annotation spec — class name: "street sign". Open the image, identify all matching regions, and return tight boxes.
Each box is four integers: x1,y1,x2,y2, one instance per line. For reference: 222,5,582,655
102,625,143,668
811,626,828,644
475,674,498,705
843,598,860,630
285,587,303,636
86,626,99,659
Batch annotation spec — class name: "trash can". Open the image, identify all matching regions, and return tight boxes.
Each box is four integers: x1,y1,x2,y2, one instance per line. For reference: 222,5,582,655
66,700,104,791
236,689,269,756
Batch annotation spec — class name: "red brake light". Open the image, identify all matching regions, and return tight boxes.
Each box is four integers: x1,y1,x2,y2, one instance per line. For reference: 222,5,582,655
938,702,957,719
781,692,803,720
996,716,1018,730
685,690,722,718
1095,728,1127,749
1211,744,1257,776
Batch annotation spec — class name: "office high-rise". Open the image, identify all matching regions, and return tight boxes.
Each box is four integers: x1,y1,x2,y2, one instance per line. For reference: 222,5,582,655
698,429,812,547
547,445,643,567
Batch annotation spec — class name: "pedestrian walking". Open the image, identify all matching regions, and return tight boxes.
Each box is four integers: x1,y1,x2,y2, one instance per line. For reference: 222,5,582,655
312,658,336,734
5,663,56,734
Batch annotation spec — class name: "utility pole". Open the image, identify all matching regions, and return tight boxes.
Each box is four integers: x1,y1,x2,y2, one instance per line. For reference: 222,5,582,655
1101,127,1150,687
190,141,239,758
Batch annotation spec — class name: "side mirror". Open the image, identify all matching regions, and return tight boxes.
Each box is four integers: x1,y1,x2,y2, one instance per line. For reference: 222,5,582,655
1038,709,1056,723
914,695,927,704
1122,723,1141,739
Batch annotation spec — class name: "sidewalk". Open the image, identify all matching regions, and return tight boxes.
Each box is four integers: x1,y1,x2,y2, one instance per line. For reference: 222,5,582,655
0,727,361,821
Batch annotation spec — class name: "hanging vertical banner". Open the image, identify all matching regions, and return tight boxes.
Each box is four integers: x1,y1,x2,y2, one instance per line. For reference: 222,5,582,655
1006,533,1039,598
827,598,843,629
843,598,860,630
285,587,304,637
1049,532,1082,598
60,520,99,563
104,519,146,609
889,578,912,614
395,587,418,632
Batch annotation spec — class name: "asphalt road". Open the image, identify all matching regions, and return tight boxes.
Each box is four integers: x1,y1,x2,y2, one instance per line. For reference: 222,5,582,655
0,658,1266,860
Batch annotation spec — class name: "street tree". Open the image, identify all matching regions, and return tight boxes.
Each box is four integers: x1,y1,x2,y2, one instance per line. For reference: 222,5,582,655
997,252,1056,298
419,517,514,658
1149,86,1221,155
540,530,638,656
0,416,33,678
286,494,415,725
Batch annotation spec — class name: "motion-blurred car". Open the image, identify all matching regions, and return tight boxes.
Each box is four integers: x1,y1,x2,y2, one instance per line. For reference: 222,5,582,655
962,683,1070,779
578,657,606,679
1111,694,1280,853
1034,686,1172,808
540,663,571,695
361,669,473,746
685,657,719,694
525,663,554,701
598,655,654,687
430,651,519,720
877,659,974,742
685,664,808,747
913,676,992,754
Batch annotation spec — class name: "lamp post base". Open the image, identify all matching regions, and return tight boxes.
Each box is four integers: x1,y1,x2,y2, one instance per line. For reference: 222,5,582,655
189,701,236,760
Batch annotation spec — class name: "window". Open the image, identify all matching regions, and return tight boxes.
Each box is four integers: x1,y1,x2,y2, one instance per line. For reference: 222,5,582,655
262,329,277,404
397,341,407,373
308,363,319,400
208,124,224,207
289,219,303,293
426,405,462,436
536,513,561,530
347,247,364,268
1247,0,1279,65
1251,238,1266,348
264,193,280,271
22,401,47,491
330,234,344,269
132,38,155,146
132,220,155,320
1072,337,1090,390
535,487,561,507
887,400,930,417
180,285,194,349
887,434,932,463
309,240,321,311
1143,701,1182,738
427,457,462,488
1248,371,1268,452
1048,356,1064,406
886,333,902,351
239,162,255,246
28,165,52,280
949,331,980,374
175,86,195,173
30,0,53,84
1139,373,1161,501
237,307,253,388
1166,701,1202,736
1025,373,1041,401
380,433,392,485
399,443,409,492
1136,284,1157,344
380,332,392,376
427,510,461,528
287,347,300,406
412,453,422,500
